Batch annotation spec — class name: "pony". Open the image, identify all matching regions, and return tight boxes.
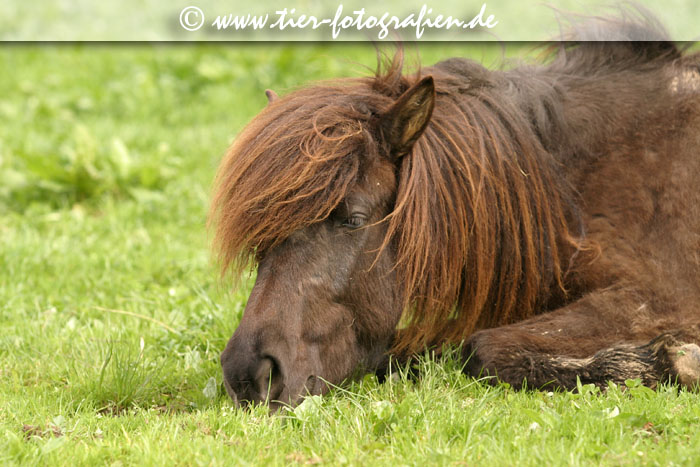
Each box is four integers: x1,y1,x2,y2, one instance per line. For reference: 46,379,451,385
209,15,700,409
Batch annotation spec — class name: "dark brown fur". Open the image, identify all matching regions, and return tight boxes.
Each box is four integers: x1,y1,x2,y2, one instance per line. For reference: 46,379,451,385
210,17,700,407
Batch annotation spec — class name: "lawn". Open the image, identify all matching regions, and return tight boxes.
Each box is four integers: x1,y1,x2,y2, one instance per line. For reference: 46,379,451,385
2,43,700,466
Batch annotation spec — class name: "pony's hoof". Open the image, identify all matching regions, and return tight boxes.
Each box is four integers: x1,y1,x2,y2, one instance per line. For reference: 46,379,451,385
671,343,700,388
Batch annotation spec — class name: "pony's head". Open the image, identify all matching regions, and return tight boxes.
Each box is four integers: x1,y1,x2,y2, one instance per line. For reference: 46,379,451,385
210,61,437,409
210,50,577,408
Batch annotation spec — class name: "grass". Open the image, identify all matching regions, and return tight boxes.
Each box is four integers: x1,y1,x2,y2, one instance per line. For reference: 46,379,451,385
1,43,700,466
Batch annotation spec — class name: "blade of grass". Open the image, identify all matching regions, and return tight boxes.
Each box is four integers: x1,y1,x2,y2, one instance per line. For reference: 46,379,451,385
94,306,179,334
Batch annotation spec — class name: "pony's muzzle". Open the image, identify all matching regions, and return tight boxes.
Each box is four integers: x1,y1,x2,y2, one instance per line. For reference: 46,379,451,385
221,340,328,410
220,344,287,406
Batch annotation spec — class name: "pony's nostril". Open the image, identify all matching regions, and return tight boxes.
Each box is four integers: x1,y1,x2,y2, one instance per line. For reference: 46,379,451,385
222,377,240,407
255,356,284,403
305,375,320,395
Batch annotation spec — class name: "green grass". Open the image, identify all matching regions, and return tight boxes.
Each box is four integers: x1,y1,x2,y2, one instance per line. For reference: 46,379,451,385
2,43,700,466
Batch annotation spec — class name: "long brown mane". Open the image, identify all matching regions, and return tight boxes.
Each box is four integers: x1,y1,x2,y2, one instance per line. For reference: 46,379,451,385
210,25,682,355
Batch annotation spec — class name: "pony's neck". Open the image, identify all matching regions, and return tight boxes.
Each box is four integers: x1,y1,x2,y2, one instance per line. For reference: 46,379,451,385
503,58,671,175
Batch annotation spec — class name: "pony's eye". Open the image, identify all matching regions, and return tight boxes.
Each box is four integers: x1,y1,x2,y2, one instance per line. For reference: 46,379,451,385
342,215,366,228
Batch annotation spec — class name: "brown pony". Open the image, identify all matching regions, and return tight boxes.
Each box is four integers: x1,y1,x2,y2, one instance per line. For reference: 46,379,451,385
209,17,700,409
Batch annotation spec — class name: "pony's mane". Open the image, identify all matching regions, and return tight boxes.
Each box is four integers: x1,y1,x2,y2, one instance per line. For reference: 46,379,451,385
384,61,581,353
210,16,682,355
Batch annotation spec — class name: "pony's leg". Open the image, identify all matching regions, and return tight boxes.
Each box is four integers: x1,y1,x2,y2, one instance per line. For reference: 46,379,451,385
462,289,700,389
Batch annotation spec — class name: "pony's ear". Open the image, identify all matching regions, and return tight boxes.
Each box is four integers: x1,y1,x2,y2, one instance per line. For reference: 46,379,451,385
265,89,278,104
380,76,435,158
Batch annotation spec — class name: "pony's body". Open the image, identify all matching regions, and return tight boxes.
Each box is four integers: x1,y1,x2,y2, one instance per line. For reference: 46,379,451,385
457,51,700,387
210,19,700,408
